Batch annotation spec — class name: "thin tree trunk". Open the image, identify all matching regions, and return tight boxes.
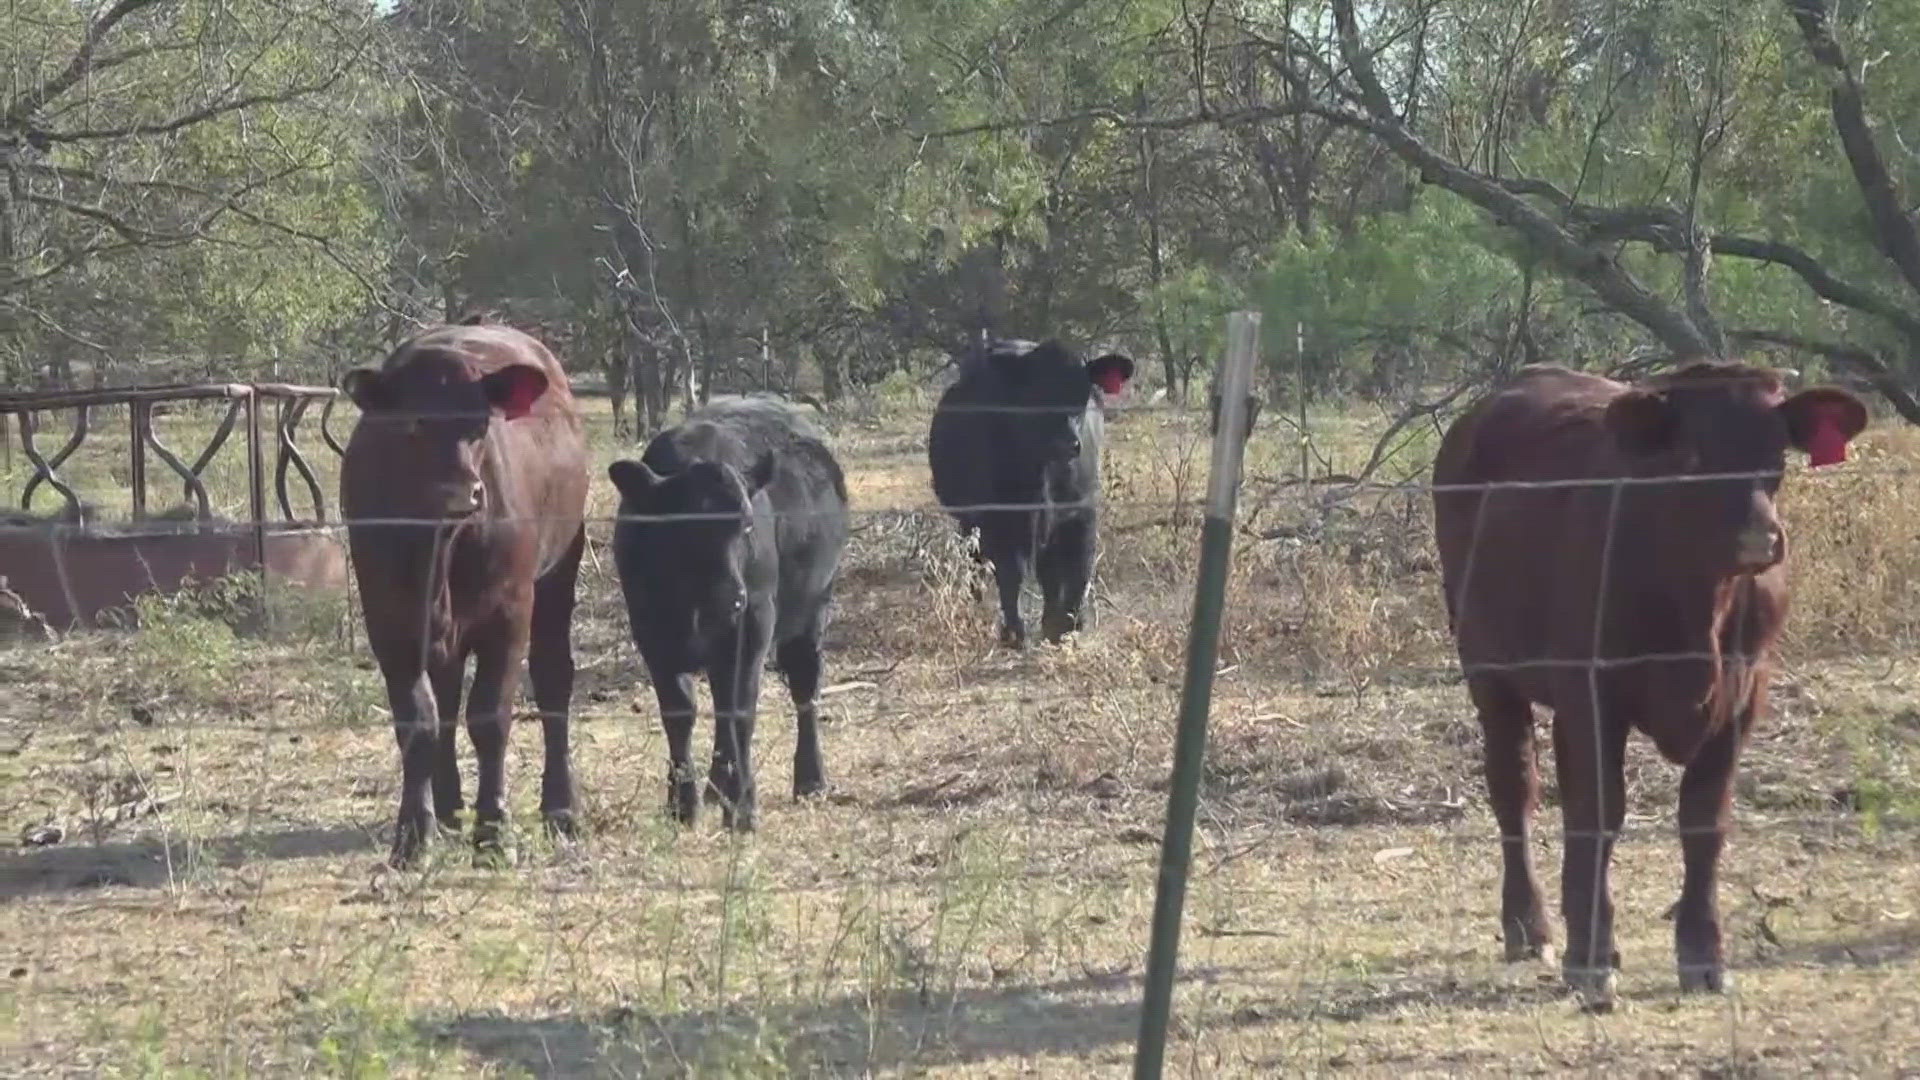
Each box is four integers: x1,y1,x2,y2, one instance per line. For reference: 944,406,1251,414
820,342,843,402
1135,84,1184,403
605,346,630,438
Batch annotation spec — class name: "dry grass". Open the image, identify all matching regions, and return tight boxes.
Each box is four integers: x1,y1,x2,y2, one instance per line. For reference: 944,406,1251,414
2,385,1917,1078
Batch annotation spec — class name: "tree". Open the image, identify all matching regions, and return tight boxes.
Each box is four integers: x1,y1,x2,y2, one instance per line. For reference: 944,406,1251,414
1299,0,1920,419
2,0,384,386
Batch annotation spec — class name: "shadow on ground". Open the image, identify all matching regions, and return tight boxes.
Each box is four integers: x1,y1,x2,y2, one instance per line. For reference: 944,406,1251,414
425,968,1252,1077
0,823,376,899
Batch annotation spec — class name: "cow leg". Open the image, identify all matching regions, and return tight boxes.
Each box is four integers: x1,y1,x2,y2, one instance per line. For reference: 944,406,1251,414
384,666,442,868
527,526,585,839
1674,707,1746,993
1470,675,1551,964
982,541,1028,648
706,632,764,832
776,619,828,799
465,629,528,860
427,658,466,829
651,668,701,825
1553,705,1629,1011
1038,515,1095,643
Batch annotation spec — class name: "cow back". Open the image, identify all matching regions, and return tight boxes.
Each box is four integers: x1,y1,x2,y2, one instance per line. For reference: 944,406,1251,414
638,396,850,645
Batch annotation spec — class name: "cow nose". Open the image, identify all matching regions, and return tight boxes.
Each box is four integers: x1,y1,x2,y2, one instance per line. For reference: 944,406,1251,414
439,481,484,515
1734,524,1782,570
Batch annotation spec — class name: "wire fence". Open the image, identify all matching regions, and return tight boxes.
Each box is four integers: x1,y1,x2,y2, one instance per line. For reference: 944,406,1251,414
3,335,1919,1077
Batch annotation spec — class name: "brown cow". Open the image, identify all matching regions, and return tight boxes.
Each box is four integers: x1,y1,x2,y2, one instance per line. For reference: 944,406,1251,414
339,317,589,867
1431,361,1866,1009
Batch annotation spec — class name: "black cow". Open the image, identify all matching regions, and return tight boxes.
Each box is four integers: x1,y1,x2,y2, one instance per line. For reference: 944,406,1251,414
609,396,850,831
928,338,1134,647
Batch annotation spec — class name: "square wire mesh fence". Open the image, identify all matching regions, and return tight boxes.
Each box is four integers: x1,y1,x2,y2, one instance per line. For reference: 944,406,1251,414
3,357,1917,1078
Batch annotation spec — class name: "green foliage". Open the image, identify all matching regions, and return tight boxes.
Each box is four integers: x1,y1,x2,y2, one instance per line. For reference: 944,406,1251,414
2,0,384,383
1259,197,1522,393
1144,265,1245,391
117,578,245,705
4,0,1915,410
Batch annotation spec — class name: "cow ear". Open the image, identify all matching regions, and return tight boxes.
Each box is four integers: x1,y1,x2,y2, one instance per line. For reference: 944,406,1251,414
481,363,548,420
744,450,777,493
340,368,390,413
608,459,662,503
1780,387,1868,468
1604,389,1677,456
1086,353,1134,396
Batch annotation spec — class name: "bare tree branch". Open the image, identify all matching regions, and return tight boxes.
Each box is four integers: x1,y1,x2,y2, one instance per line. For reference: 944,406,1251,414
1493,177,1920,342
911,101,1323,139
1325,0,1716,358
27,48,367,144
23,193,203,245
1729,329,1920,424
1786,0,1920,299
2,0,172,125
0,297,115,357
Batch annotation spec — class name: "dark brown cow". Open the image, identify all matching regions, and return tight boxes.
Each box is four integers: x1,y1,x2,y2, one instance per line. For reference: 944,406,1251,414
1431,361,1866,1009
339,317,589,867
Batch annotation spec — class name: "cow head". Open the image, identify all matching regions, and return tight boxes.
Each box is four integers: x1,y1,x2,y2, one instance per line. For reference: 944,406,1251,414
985,341,1134,464
1603,363,1867,576
341,353,549,519
608,452,776,638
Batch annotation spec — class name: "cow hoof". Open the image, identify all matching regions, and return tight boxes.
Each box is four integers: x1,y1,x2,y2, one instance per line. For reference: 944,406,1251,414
542,809,576,840
1565,967,1618,1013
386,841,423,870
1040,615,1081,643
793,776,828,799
1678,963,1727,994
1504,940,1556,966
1566,968,1612,1006
388,809,436,868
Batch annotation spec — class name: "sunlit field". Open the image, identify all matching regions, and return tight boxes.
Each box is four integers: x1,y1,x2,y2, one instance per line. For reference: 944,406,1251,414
4,381,1917,1077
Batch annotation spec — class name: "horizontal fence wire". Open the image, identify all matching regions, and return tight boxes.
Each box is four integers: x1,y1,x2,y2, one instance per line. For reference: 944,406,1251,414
5,395,1917,1077
5,458,1919,531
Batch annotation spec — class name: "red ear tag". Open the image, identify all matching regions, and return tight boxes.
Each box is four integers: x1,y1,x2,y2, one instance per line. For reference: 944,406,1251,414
1093,369,1126,395
1806,403,1850,468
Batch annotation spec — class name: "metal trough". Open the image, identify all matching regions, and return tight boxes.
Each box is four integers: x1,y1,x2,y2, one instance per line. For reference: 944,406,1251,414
0,381,350,630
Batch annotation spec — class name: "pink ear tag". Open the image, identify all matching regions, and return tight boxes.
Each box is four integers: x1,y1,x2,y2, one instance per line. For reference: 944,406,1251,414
1805,403,1850,468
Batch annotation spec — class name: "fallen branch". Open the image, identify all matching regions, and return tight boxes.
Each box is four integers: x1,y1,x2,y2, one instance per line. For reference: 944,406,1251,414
819,681,878,698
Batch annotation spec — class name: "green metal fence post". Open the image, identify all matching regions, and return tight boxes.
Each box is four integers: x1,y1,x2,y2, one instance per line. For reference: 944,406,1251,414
1133,310,1262,1080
